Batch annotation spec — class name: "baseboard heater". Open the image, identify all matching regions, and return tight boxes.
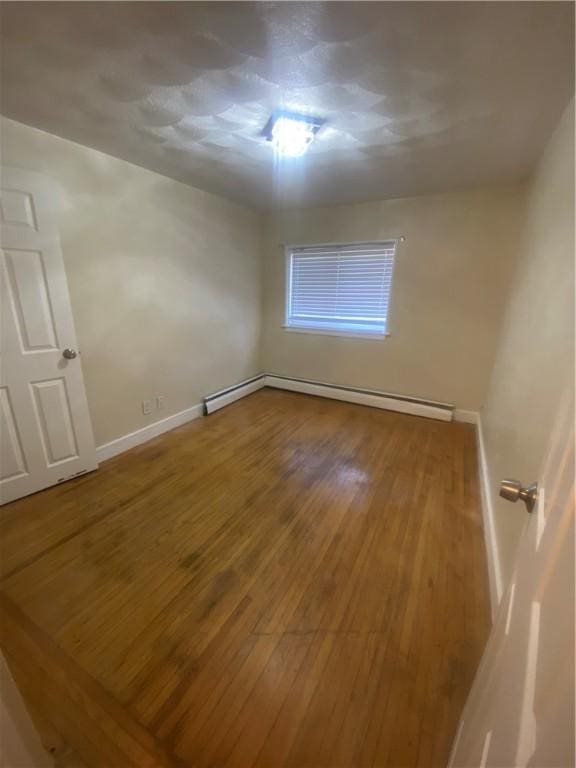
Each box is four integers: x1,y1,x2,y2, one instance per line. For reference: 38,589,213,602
203,373,267,415
204,373,454,422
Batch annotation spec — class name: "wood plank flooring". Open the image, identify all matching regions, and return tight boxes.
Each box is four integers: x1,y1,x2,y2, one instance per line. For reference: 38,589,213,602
0,389,490,767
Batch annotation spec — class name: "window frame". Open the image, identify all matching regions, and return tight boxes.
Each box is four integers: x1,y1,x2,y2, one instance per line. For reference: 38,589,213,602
283,239,400,340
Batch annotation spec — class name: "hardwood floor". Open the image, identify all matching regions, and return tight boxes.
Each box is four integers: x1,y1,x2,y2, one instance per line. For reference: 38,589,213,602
0,389,490,767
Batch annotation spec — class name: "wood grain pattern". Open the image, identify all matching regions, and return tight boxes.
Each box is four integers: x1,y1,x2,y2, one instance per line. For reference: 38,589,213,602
0,389,490,767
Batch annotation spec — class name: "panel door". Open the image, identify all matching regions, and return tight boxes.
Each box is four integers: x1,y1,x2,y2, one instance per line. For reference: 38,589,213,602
0,167,97,504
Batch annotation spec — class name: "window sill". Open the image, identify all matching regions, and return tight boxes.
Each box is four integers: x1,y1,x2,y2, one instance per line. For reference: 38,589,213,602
283,325,390,341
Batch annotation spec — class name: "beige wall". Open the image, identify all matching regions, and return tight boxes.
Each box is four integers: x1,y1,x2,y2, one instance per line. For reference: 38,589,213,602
1,117,262,446
481,101,575,590
261,186,526,410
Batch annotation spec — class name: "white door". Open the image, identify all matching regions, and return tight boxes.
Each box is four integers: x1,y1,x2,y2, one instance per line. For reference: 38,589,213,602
0,167,97,505
450,389,575,767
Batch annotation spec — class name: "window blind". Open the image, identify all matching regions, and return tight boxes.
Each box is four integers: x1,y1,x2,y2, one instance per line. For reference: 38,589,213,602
286,241,397,335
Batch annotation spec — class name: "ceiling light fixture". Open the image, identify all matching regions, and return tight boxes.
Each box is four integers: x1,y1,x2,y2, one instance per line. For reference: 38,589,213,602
262,111,324,158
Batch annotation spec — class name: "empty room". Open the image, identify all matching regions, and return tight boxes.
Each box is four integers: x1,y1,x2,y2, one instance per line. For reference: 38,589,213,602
0,2,574,767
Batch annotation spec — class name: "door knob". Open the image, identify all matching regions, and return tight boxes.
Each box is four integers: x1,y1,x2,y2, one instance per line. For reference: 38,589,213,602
499,479,538,512
62,348,77,360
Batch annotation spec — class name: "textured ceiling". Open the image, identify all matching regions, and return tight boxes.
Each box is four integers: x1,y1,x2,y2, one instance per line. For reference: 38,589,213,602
0,2,574,209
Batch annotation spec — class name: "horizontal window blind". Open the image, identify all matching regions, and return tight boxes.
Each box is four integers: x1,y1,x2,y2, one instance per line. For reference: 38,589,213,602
286,241,397,335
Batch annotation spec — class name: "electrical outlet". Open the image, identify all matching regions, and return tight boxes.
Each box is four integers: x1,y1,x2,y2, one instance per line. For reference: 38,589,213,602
142,399,153,416
155,395,165,411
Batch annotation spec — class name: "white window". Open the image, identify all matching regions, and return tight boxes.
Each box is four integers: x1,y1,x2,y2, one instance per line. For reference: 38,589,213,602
285,241,398,337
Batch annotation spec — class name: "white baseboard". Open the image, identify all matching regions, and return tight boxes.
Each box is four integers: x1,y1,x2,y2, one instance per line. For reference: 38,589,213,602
454,409,479,424
203,374,266,415
96,403,204,463
451,408,502,621
476,413,503,619
264,375,453,422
